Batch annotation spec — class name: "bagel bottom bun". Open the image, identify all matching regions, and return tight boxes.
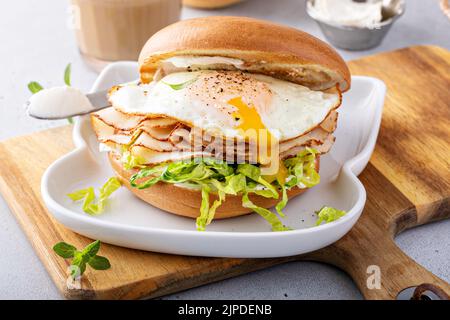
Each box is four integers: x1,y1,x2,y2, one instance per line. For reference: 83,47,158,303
108,152,320,220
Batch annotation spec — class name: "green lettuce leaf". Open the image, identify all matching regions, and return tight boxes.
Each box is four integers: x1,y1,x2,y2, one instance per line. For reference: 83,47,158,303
242,193,290,232
130,164,166,189
68,177,121,215
237,164,278,199
315,206,347,226
195,185,226,231
253,188,277,198
67,187,96,214
284,147,320,189
121,151,146,170
164,162,216,183
207,190,225,225
196,186,211,231
222,174,247,194
275,184,288,216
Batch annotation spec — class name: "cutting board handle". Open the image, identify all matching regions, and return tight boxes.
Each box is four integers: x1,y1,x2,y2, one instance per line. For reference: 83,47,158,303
304,163,450,300
410,283,450,300
311,234,450,300
381,241,450,300
308,234,450,300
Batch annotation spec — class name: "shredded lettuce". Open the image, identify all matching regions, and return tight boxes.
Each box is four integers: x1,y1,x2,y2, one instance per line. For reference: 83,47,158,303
121,150,146,170
130,164,166,189
237,164,279,199
275,184,288,216
129,148,320,231
242,193,290,231
196,186,211,231
207,190,225,225
285,147,320,188
315,206,346,226
68,177,122,215
195,185,226,231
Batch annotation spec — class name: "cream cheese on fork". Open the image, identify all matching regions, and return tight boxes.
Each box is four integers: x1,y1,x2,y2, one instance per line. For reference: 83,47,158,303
28,86,93,119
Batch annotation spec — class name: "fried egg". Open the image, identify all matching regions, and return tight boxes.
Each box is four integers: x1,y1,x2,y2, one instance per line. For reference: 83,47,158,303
109,70,340,141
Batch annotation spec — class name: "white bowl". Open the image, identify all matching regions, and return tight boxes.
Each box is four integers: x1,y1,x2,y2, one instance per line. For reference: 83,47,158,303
41,62,386,258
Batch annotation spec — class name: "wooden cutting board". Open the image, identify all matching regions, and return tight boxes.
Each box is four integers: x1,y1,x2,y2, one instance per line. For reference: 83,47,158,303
0,45,449,300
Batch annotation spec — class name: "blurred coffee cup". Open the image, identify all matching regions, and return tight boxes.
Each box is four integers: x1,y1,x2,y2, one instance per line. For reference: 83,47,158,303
70,0,182,72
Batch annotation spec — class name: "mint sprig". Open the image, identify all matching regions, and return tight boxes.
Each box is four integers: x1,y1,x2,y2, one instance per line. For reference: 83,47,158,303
64,63,71,86
53,240,111,279
53,242,77,258
27,81,43,94
63,63,73,124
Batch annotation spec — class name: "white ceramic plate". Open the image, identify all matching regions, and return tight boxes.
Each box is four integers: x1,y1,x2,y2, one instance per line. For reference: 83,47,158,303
41,62,386,258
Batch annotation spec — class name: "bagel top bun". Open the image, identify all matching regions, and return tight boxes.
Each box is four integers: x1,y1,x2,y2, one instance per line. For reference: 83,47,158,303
138,16,350,92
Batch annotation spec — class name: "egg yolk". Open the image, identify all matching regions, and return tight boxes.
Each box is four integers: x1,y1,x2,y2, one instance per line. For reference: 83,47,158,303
228,97,285,181
263,161,289,184
228,97,267,133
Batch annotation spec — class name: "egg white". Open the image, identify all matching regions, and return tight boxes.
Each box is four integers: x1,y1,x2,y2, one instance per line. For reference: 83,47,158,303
110,70,340,141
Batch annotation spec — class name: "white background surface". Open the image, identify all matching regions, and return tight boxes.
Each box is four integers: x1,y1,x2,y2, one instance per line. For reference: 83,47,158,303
0,0,449,299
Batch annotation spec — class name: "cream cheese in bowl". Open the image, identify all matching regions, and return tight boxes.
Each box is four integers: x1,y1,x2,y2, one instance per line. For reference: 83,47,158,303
306,0,405,50
308,0,384,29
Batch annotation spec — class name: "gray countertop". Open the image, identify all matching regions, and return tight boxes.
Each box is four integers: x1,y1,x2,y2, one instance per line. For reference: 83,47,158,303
0,0,448,300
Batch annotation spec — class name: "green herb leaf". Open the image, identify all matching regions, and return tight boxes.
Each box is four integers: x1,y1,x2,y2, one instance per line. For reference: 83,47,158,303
53,242,77,258
27,81,43,94
88,255,111,270
64,63,71,86
53,240,110,279
81,240,101,258
162,76,198,90
64,63,73,124
70,252,87,279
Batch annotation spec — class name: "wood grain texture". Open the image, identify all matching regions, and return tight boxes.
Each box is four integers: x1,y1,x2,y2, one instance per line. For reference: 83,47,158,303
0,45,448,300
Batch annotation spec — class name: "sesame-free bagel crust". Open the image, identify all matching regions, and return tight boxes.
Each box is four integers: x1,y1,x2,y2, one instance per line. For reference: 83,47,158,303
139,16,350,91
